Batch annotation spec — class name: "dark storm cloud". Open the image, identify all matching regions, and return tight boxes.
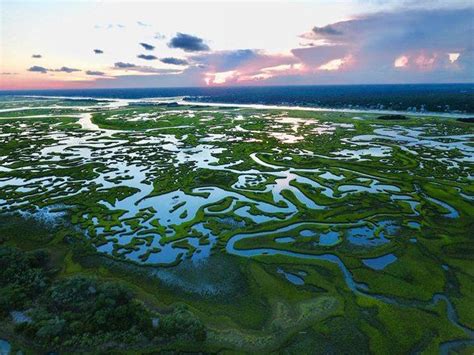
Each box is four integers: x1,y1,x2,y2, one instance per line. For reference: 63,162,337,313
114,62,137,68
139,42,155,51
160,57,189,65
168,33,210,52
302,8,473,51
312,25,343,36
31,54,42,58
28,66,81,74
53,66,81,73
86,70,105,76
137,54,158,60
294,8,474,80
93,49,104,54
127,67,181,74
28,66,48,73
112,62,178,74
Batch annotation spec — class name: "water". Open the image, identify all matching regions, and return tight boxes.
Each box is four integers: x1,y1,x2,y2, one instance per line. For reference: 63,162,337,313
319,172,344,181
439,339,474,355
277,268,305,285
407,221,421,229
424,195,460,218
346,225,387,247
352,127,474,166
275,236,295,243
362,254,398,270
300,230,316,237
318,231,340,246
0,339,11,355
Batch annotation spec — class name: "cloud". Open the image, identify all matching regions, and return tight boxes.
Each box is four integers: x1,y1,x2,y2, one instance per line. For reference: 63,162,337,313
195,8,474,86
137,21,150,27
291,7,474,83
197,49,297,70
301,8,473,53
93,49,103,54
292,45,348,67
154,32,166,40
318,57,353,71
448,52,460,63
193,49,301,85
139,42,155,51
31,54,42,58
28,66,81,74
137,54,157,60
86,70,106,76
191,49,260,71
28,66,48,74
114,62,137,69
127,67,181,74
53,66,81,73
95,24,125,29
394,55,409,68
312,25,343,36
87,66,205,88
168,33,210,52
27,7,473,87
113,62,181,74
160,57,188,65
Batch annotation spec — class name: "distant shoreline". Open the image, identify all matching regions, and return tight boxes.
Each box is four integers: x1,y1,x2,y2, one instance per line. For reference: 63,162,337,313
0,83,473,115
1,94,472,119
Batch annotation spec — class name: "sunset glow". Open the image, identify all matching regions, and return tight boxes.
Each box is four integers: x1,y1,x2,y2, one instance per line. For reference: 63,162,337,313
1,1,473,90
205,70,238,85
449,52,461,63
394,56,409,68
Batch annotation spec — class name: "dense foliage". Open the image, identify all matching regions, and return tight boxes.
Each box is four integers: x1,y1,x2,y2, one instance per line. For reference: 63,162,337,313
0,246,206,350
0,247,51,316
18,276,153,348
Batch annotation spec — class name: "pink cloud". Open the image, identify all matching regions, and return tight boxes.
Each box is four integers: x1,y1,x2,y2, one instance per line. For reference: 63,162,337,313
200,50,303,85
414,53,438,70
394,55,409,68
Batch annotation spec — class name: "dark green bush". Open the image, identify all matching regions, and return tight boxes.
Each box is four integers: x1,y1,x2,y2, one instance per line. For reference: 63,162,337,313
1,246,207,350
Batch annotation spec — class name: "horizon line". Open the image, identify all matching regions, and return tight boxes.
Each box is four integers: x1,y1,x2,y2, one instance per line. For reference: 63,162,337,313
1,82,473,93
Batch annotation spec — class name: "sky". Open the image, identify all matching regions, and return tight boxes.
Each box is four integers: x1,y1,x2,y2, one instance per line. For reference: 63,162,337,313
1,0,473,90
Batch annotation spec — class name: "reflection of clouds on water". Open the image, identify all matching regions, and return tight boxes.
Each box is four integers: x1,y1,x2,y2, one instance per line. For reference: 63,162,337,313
350,126,474,166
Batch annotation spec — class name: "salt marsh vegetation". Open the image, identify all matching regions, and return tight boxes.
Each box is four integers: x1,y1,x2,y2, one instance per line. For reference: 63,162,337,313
0,96,473,353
